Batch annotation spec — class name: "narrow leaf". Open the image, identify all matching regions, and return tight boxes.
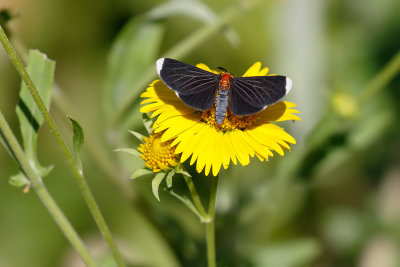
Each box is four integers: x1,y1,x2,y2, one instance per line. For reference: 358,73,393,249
128,130,145,143
9,173,29,188
114,148,141,157
102,17,164,119
175,164,191,177
146,0,239,46
166,189,203,220
131,168,153,179
68,116,85,169
14,49,55,177
37,165,54,177
16,50,55,159
152,172,166,201
142,113,153,135
166,169,175,188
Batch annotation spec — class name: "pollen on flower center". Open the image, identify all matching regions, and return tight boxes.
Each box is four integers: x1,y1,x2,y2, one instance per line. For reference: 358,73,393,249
201,107,259,132
138,132,178,172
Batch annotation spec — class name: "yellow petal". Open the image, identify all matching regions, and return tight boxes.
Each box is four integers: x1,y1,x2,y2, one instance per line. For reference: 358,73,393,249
211,131,224,176
203,132,217,176
229,131,250,166
196,63,220,74
196,127,216,174
221,132,232,169
140,103,164,113
241,131,273,160
242,62,262,77
246,126,284,155
258,123,296,144
259,101,301,122
157,114,200,142
189,125,211,166
196,63,210,71
258,67,269,76
176,127,202,162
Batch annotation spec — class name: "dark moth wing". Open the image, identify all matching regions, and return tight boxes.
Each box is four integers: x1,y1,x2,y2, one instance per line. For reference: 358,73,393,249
156,58,220,111
229,75,292,116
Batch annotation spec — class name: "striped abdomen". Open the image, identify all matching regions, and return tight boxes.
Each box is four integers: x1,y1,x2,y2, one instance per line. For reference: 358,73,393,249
215,73,231,125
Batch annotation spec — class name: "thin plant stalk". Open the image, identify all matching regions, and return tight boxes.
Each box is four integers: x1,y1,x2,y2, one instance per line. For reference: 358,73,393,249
360,49,400,102
0,25,125,267
182,174,209,222
206,175,219,267
0,111,97,267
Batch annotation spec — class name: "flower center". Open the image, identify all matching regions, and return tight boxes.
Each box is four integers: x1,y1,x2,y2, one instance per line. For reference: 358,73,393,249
201,107,259,132
138,132,178,172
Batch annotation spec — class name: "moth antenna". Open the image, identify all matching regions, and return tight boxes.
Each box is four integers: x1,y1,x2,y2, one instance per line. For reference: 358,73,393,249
217,66,228,73
217,67,235,77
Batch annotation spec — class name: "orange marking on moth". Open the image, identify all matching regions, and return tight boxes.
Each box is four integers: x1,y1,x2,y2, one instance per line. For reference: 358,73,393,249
219,73,232,90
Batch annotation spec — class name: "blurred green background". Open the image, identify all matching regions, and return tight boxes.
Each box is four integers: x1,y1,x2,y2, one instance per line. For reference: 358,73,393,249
1,0,400,266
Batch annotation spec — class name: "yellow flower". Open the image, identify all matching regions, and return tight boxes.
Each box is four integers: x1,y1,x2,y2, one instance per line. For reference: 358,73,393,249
332,92,359,119
140,62,300,176
138,132,178,172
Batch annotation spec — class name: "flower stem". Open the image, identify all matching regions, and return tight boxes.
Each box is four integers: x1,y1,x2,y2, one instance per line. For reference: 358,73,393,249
360,49,400,102
206,175,219,267
182,174,209,222
0,25,125,267
0,111,97,267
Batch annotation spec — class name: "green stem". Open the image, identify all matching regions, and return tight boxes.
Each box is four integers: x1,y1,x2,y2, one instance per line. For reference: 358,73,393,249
206,175,219,267
182,174,209,222
360,49,400,102
0,25,125,267
0,111,96,267
111,3,245,125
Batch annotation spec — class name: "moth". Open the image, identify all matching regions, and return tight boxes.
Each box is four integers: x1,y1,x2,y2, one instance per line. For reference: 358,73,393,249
156,58,292,125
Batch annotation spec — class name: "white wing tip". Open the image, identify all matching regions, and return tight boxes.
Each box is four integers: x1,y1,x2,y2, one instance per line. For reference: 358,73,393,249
285,77,292,94
156,58,165,75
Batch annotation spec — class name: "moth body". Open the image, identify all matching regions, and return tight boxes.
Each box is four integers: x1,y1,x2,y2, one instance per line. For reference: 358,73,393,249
215,73,232,125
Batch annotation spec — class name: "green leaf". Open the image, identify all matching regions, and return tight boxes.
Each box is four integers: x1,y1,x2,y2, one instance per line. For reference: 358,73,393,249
146,0,239,46
166,169,175,188
152,172,166,201
9,173,29,188
13,50,55,182
142,113,153,135
16,50,55,160
114,148,141,158
130,168,153,179
166,189,203,220
37,165,54,177
68,116,85,169
128,130,145,143
175,164,191,177
102,17,164,119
